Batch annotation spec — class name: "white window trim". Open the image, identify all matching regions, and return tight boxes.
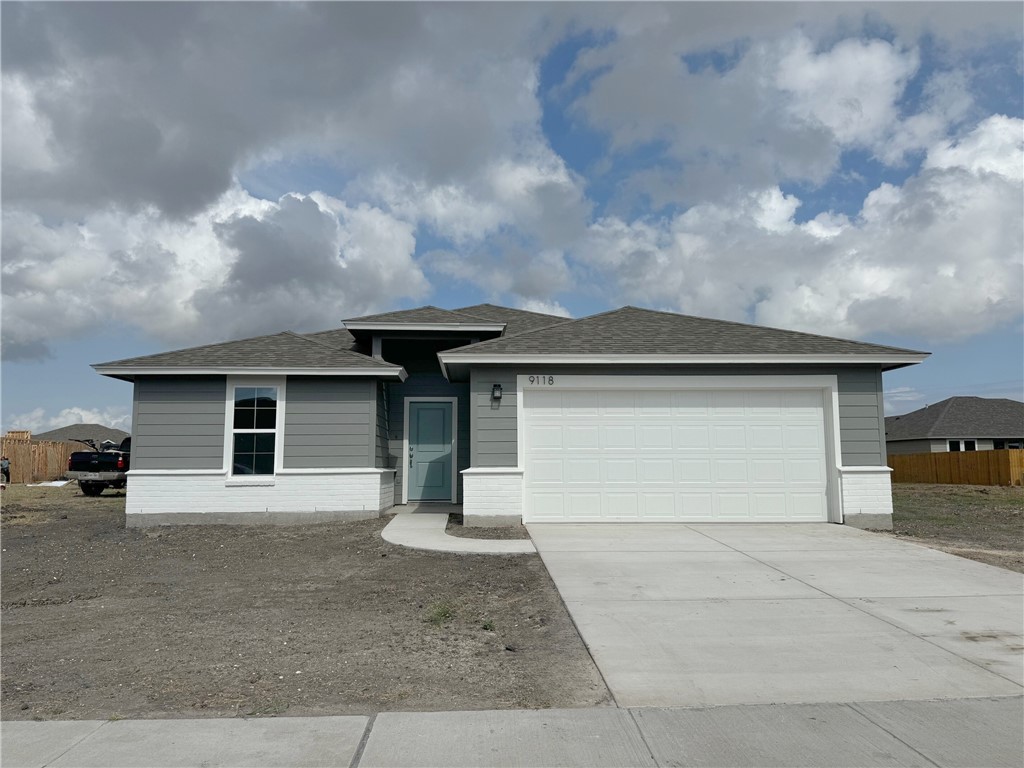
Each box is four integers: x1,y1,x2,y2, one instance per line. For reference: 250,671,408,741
224,375,287,481
515,373,844,524
402,396,458,505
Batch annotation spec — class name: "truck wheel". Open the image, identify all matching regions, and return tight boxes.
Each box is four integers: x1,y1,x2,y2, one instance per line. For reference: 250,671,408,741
80,481,104,497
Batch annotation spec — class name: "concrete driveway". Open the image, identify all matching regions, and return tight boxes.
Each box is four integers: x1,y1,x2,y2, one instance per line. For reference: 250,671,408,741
528,523,1023,708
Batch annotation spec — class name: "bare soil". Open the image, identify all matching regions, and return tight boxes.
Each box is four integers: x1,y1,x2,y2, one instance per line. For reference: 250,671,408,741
445,513,531,540
884,483,1023,572
0,484,609,721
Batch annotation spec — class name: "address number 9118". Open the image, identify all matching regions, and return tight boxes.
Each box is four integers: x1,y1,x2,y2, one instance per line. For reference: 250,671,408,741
528,376,555,385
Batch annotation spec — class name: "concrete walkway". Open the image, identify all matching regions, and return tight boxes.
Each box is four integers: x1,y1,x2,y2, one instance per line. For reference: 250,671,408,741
381,506,536,554
529,523,1024,709
4,696,1021,767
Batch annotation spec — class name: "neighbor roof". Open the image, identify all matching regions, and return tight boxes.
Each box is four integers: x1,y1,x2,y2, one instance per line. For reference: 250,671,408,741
885,397,1024,440
440,306,927,361
34,423,130,446
94,331,405,380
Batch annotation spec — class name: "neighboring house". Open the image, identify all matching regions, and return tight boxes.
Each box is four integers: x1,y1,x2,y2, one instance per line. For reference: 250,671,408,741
34,423,131,449
94,304,927,530
885,397,1024,456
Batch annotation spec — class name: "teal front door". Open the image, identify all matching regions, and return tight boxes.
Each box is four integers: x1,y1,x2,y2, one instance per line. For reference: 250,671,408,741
408,401,454,502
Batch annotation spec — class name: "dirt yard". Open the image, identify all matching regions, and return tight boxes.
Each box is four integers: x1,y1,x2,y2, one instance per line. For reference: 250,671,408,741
1,484,609,721
886,484,1023,572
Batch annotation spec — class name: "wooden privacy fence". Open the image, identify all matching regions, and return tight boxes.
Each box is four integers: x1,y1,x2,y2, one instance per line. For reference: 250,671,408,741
889,449,1024,486
0,438,78,484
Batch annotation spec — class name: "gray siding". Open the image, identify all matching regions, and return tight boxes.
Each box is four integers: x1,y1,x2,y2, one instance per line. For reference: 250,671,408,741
283,378,375,469
468,365,889,469
886,438,943,456
836,368,885,466
388,373,470,502
132,376,226,470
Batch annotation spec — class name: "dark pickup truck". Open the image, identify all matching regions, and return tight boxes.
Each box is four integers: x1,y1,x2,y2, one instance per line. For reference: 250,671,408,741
66,438,131,496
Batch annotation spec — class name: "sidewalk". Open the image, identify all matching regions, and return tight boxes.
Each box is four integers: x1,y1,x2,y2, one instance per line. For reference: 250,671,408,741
4,696,1021,768
381,506,536,555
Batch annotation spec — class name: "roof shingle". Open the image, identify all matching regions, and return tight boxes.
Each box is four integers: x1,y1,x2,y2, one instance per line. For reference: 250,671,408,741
448,306,926,357
885,397,1024,440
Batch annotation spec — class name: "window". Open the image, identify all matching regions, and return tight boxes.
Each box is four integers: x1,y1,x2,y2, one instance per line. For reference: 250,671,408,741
994,440,1005,450
964,440,977,451
948,439,977,452
948,440,960,452
232,386,277,474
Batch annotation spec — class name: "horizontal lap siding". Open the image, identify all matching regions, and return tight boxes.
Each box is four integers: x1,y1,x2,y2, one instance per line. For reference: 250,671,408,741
388,373,469,501
133,377,226,470
283,379,374,469
469,365,886,469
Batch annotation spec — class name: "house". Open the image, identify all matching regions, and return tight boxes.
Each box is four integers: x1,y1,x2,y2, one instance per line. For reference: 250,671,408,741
885,397,1024,456
94,304,927,530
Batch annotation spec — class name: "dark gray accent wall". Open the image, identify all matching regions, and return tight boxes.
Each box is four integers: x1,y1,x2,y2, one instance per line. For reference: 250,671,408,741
387,373,469,501
468,365,888,469
283,378,375,469
375,382,390,469
132,376,226,470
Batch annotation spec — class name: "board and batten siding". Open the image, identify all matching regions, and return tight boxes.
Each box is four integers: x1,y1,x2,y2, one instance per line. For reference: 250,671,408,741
283,378,376,469
132,376,227,470
387,373,470,501
375,382,390,469
468,365,888,469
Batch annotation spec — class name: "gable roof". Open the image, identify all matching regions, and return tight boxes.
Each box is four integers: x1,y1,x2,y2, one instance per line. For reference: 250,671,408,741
885,397,1024,440
454,304,572,335
94,331,405,381
439,306,927,368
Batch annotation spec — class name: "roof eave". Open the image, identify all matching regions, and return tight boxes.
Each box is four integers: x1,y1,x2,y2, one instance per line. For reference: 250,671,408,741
436,352,929,367
93,365,408,382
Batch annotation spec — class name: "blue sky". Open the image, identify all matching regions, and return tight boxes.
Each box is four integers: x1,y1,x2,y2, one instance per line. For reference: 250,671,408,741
2,2,1022,433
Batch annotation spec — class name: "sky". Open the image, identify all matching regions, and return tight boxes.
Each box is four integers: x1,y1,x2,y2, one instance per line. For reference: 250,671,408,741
2,1,1022,434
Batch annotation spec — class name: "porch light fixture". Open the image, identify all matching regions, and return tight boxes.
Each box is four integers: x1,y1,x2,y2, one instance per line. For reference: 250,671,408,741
491,384,503,401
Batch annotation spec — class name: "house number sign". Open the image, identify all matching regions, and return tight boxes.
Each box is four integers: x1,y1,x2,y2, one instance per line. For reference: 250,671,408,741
527,376,555,385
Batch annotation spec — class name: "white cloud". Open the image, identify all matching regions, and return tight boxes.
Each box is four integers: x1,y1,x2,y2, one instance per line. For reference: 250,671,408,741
573,115,1024,343
2,187,429,360
516,299,572,318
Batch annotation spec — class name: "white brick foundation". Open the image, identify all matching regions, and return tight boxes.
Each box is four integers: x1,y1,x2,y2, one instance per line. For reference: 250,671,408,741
839,466,894,530
125,469,396,526
462,468,524,527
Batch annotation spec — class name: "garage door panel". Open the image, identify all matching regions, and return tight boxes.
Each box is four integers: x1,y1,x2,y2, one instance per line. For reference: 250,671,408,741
677,458,713,483
606,459,638,483
524,387,829,523
602,425,636,450
712,425,748,449
675,425,711,449
565,425,598,450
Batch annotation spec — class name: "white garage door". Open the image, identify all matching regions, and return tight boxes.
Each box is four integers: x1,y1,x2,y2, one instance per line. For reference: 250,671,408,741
523,387,829,523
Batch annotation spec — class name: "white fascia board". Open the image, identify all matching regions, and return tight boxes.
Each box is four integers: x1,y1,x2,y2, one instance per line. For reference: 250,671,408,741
93,365,408,381
437,353,928,366
343,322,505,332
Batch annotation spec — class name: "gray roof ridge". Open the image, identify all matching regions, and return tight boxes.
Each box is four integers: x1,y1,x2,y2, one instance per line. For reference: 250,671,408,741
612,305,929,356
926,396,972,437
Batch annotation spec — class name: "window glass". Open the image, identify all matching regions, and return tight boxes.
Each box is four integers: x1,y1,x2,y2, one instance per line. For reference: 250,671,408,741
948,440,961,452
964,440,976,451
232,385,278,475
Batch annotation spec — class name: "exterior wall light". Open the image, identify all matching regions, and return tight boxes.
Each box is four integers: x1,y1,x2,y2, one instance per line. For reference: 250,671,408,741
491,384,503,401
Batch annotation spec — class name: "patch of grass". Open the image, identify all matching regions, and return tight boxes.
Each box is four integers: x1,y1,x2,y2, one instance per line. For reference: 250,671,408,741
245,700,289,717
423,601,455,625
481,620,495,632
